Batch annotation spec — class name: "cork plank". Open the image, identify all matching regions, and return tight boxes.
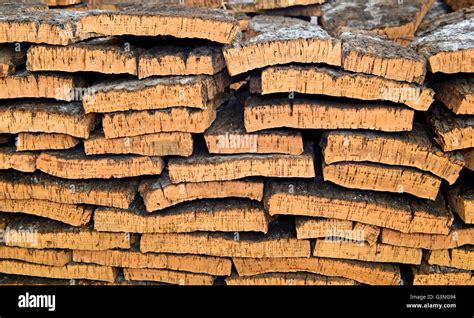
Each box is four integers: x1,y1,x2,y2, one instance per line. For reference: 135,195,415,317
78,6,239,44
426,246,474,270
257,66,434,111
84,130,193,157
226,272,357,286
321,0,434,40
205,97,304,155
102,100,220,138
0,146,37,173
429,104,474,151
232,257,401,285
340,30,426,84
432,76,474,115
463,148,474,171
27,38,139,75
380,224,474,250
0,245,71,267
16,133,80,152
448,185,474,224
123,268,214,285
168,142,315,183
0,9,94,45
0,71,86,101
412,262,474,285
295,217,380,245
0,198,92,227
312,240,423,265
138,46,225,78
94,198,269,234
223,15,341,76
264,180,453,235
83,72,228,113
0,260,117,283
0,101,96,139
140,221,311,258
226,0,324,12
73,249,232,276
322,161,442,200
36,149,165,179
0,171,138,209
139,172,264,212
321,125,464,184
5,217,132,250
413,18,474,73
244,96,414,133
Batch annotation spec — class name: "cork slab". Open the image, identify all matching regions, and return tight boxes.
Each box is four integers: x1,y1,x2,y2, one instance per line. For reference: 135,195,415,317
226,272,357,285
426,246,474,270
223,15,341,76
244,96,414,133
432,76,474,115
0,146,37,173
16,133,80,152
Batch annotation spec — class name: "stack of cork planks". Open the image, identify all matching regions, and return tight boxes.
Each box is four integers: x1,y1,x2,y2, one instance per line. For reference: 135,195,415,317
0,0,472,286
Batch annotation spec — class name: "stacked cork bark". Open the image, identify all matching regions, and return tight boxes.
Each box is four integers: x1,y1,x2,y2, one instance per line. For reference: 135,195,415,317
0,0,472,286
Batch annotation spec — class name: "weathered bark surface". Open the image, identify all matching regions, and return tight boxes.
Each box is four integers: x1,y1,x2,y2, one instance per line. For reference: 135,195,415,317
426,246,474,270
413,18,474,73
429,104,474,151
226,272,357,285
36,149,165,179
139,46,225,78
340,30,426,84
0,46,26,77
232,257,401,285
412,262,474,285
0,101,96,138
0,198,92,226
0,245,71,267
322,161,442,200
295,217,380,245
73,249,232,276
0,171,138,209
0,146,37,173
417,7,474,36
223,15,341,76
0,9,94,45
0,71,86,101
123,267,214,285
444,0,474,10
83,72,228,113
312,240,422,265
5,218,131,250
449,185,474,224
139,172,264,212
205,97,304,154
264,180,453,235
140,221,311,258
321,0,434,40
102,101,220,138
27,38,139,75
0,260,117,283
79,5,239,44
94,198,269,234
257,66,434,111
244,96,414,133
321,125,464,184
380,224,474,250
168,142,315,183
432,76,474,115
84,130,193,157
